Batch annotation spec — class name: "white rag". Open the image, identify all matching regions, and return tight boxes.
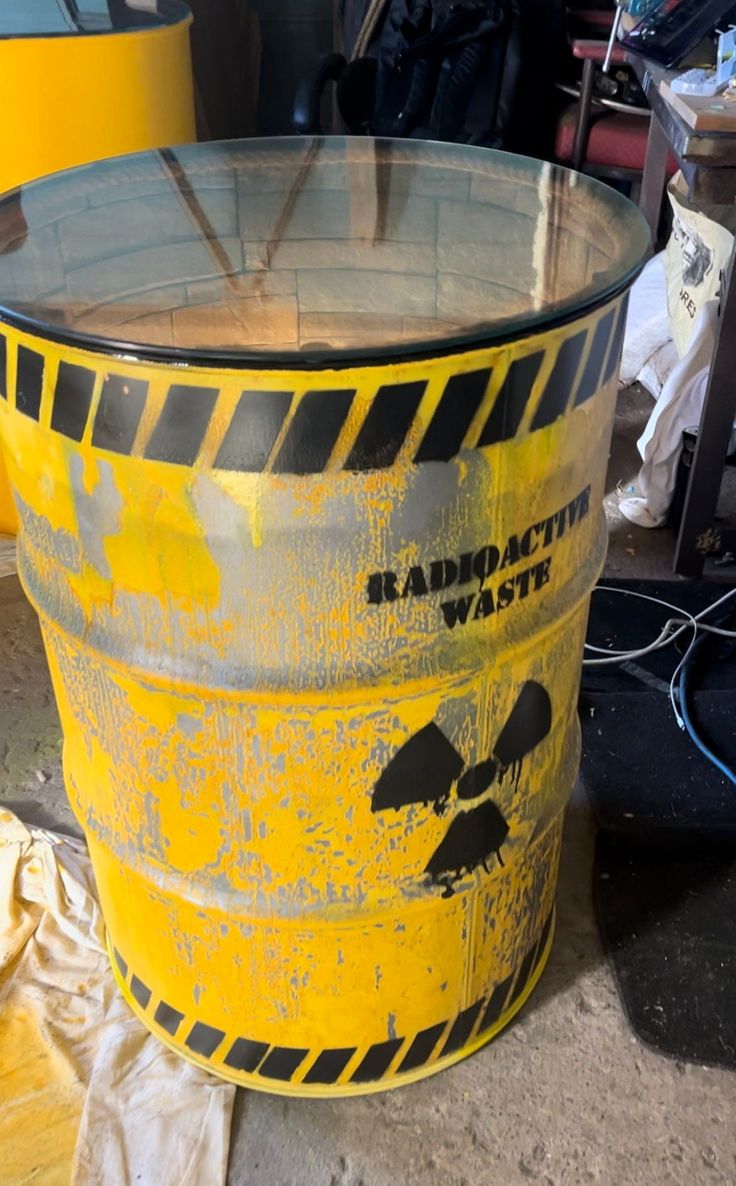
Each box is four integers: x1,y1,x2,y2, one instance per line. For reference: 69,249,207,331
0,808,235,1186
618,251,734,527
620,301,718,529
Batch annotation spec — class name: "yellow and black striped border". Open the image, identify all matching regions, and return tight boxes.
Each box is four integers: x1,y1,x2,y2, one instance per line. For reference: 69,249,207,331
0,299,625,476
108,908,554,1097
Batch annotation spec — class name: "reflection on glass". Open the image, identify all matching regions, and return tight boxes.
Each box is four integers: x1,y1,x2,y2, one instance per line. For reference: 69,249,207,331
0,0,188,36
0,138,649,362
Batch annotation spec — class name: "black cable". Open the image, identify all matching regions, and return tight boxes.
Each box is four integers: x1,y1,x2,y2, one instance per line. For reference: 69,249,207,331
678,614,736,788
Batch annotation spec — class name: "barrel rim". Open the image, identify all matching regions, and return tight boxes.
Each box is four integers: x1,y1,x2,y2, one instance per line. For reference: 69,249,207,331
0,137,650,371
0,276,642,374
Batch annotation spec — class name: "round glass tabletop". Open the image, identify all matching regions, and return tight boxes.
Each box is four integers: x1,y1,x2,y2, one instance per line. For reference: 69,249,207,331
0,0,190,38
0,137,649,366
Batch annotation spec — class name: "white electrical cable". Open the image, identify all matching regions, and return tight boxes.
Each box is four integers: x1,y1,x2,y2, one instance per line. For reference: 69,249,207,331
583,585,736,666
583,588,697,667
583,584,736,730
584,625,675,655
669,620,736,639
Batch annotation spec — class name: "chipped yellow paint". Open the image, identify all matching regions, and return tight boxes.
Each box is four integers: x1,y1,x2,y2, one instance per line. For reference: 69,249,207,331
109,912,556,1098
0,302,622,1093
0,456,14,537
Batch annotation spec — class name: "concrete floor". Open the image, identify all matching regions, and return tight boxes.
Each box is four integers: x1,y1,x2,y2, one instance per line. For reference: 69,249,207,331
2,385,736,1185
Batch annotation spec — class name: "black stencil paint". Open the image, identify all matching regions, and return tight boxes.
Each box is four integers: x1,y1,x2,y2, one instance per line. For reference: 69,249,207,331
371,681,552,896
371,721,465,814
493,681,552,769
425,800,510,897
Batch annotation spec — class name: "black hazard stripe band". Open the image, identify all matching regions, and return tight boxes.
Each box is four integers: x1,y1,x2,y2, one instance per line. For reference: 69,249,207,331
112,908,553,1088
0,301,625,474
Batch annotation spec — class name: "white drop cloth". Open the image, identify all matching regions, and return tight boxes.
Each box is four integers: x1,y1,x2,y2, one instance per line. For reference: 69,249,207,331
0,808,234,1186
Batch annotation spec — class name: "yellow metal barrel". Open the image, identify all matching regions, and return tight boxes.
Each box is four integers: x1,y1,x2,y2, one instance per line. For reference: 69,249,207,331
0,139,648,1095
0,0,195,535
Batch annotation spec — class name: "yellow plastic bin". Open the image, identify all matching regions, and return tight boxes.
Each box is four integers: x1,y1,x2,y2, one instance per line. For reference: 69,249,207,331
0,138,649,1095
0,0,195,535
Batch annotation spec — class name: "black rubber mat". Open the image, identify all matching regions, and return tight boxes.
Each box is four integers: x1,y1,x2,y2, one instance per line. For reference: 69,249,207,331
581,580,736,1070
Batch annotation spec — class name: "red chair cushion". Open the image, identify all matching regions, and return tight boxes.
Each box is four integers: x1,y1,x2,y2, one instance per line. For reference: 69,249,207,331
556,105,679,174
571,37,628,65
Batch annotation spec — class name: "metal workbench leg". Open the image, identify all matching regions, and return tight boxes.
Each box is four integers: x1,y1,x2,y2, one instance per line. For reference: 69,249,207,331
674,246,736,576
573,58,596,173
639,113,669,241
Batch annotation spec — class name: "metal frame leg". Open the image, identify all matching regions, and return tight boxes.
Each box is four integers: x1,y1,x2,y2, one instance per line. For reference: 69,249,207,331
639,112,669,242
674,244,736,576
572,58,596,173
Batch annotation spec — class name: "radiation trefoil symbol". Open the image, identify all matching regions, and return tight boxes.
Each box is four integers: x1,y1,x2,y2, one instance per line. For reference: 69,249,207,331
371,682,552,898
